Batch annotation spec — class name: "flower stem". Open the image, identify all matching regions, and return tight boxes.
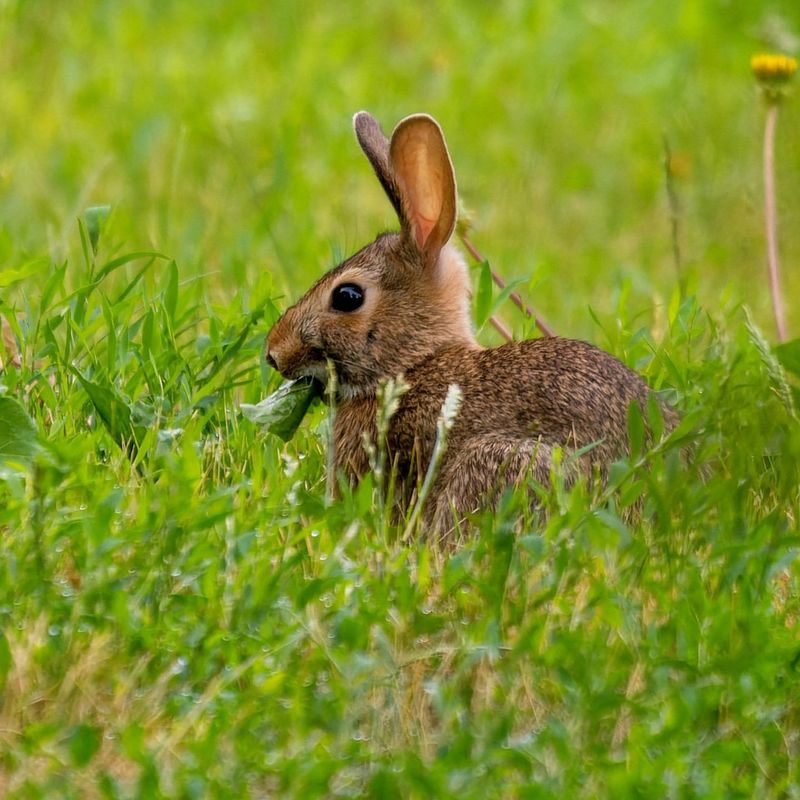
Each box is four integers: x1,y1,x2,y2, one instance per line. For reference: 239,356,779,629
662,134,684,296
459,232,555,337
763,101,788,342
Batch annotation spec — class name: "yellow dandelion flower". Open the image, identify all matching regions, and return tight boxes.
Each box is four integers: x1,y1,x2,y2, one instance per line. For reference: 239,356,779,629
751,53,798,83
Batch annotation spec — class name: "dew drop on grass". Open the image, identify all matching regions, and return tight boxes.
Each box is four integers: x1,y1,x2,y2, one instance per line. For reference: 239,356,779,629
310,530,320,538
281,456,299,477
48,624,60,637
175,656,188,672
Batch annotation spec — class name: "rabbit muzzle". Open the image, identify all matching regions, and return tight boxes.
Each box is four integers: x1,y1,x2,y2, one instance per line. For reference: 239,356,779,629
264,318,326,382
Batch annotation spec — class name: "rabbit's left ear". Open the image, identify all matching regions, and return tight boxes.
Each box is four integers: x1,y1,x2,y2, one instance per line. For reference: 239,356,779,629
354,111,405,222
389,114,457,269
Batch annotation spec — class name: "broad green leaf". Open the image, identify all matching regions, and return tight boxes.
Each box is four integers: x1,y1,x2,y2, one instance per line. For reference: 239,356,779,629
489,277,526,319
65,724,102,767
627,400,645,457
73,370,144,449
0,395,38,465
646,391,665,442
474,260,492,328
241,377,321,441
163,259,179,324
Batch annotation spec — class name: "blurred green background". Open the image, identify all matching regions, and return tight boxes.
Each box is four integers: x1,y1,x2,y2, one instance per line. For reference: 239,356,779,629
2,0,799,339
3,5,800,795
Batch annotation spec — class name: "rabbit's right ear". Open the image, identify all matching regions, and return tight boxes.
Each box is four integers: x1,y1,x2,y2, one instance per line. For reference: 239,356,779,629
353,112,405,221
389,115,457,270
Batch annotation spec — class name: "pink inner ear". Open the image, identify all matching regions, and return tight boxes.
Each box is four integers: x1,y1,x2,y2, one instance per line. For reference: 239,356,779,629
390,118,454,258
405,160,443,251
414,214,437,250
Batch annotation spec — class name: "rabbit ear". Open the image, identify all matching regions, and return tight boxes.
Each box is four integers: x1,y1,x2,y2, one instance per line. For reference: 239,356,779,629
389,114,457,268
353,112,405,221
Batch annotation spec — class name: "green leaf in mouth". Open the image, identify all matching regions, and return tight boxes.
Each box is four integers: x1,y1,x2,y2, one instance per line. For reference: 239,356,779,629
240,376,322,441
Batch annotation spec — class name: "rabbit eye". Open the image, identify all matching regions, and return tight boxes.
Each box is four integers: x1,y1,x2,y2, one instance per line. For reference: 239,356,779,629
331,283,364,312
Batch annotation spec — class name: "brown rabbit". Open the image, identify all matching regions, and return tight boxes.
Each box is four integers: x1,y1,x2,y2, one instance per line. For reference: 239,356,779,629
265,111,675,532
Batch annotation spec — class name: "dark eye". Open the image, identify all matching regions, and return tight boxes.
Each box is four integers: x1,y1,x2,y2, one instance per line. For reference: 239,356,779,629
331,283,364,312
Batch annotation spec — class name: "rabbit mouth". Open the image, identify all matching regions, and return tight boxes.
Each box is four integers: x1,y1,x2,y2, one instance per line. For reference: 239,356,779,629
282,346,327,382
309,380,372,405
313,371,377,403
290,351,383,401
296,363,328,383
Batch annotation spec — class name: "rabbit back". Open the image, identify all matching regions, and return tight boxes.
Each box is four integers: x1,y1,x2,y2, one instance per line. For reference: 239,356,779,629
390,337,666,471
333,336,673,502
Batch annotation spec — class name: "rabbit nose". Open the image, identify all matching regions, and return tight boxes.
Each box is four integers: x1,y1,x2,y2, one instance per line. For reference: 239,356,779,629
265,349,279,372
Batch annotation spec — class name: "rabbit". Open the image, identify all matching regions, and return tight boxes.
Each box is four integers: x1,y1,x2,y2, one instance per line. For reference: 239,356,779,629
265,111,677,534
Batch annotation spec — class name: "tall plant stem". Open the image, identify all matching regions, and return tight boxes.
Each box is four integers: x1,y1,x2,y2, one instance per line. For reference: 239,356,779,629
460,233,555,337
488,311,513,342
763,102,788,342
662,134,684,296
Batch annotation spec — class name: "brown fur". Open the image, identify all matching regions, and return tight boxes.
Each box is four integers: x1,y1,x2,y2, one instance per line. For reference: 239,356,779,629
265,112,676,533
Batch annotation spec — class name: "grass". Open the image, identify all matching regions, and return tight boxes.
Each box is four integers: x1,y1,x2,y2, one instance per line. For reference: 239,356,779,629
2,1,800,797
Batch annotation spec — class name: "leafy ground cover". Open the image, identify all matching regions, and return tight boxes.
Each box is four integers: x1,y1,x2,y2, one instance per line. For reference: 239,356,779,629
2,1,800,797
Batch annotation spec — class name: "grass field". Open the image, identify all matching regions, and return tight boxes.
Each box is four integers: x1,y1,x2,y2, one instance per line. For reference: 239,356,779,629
2,1,800,797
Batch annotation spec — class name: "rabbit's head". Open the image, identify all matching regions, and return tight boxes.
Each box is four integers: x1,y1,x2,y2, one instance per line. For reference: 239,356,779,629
265,112,477,399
